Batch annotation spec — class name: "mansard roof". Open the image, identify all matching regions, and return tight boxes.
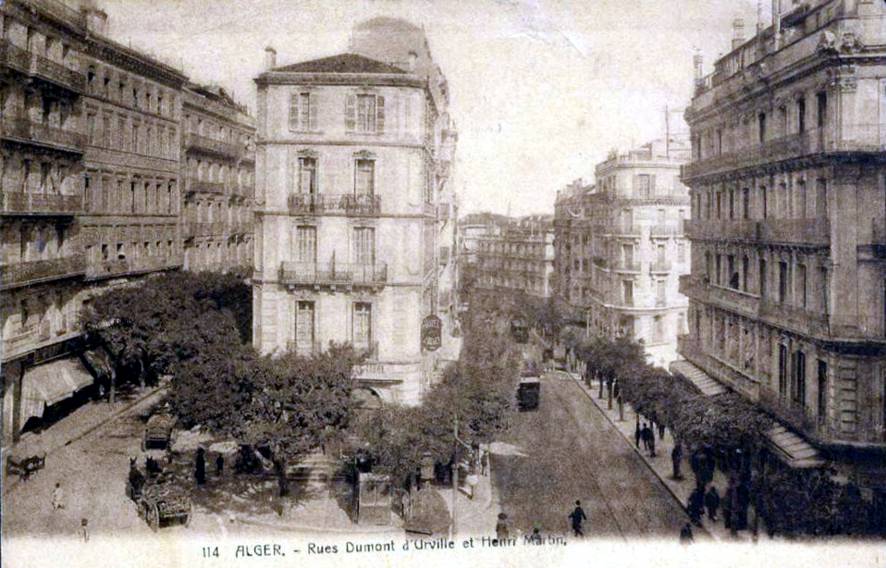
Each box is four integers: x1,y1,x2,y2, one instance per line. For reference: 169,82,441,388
273,53,407,75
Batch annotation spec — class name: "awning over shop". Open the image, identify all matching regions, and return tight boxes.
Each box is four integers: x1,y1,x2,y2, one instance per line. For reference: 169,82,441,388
669,360,727,397
766,424,825,469
80,346,115,380
21,357,94,424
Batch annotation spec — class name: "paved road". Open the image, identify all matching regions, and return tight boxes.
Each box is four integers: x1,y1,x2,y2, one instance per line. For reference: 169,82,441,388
491,372,689,539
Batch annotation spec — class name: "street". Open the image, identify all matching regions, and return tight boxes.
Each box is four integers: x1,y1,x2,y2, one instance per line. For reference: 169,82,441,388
491,371,690,539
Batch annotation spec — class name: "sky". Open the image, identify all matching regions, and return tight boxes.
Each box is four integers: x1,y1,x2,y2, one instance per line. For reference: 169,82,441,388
94,0,763,216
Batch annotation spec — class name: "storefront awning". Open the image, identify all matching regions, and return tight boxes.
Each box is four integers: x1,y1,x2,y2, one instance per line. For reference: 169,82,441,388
766,424,825,469
669,360,727,397
21,357,94,423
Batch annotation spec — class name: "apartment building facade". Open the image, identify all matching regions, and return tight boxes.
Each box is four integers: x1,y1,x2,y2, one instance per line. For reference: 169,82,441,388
474,215,555,299
680,1,886,483
553,179,595,327
252,19,457,406
0,0,254,446
181,83,255,271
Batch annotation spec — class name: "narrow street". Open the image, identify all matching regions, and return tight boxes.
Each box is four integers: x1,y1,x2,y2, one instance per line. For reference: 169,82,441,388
491,371,690,539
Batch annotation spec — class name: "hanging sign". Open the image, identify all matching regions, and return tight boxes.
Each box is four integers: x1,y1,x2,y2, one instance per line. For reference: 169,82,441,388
421,315,442,352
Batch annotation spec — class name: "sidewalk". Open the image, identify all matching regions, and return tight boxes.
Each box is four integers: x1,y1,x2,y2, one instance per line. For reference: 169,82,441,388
562,370,765,543
3,384,166,494
438,445,501,537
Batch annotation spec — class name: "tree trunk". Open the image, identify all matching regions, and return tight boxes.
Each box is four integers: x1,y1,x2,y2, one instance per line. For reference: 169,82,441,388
598,373,605,399
607,379,614,410
275,458,290,498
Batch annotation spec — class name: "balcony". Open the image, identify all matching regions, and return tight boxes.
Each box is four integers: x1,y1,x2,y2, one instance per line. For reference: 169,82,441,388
229,220,254,235
85,255,183,280
183,222,225,238
757,387,828,444
613,260,641,273
0,191,82,216
286,339,323,357
279,261,388,288
28,0,87,30
759,300,829,338
650,259,672,273
758,218,830,247
2,117,87,153
188,181,226,195
685,219,760,242
288,193,381,217
184,132,241,159
0,40,85,93
682,125,886,181
0,255,86,290
650,223,684,237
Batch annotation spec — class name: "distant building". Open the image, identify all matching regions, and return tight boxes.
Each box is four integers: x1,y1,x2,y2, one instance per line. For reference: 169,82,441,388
681,3,886,485
252,18,457,406
474,215,555,299
180,83,256,271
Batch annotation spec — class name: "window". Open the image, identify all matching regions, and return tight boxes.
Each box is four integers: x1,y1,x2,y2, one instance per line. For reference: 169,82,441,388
728,188,735,220
798,97,806,134
295,226,316,262
820,267,829,314
816,92,827,128
778,344,788,398
678,242,686,263
798,264,807,308
815,179,828,218
102,115,111,147
353,302,372,351
793,350,806,406
353,227,375,264
355,159,375,196
728,255,738,289
289,92,317,131
653,315,664,342
742,188,750,219
346,94,385,133
759,259,767,298
636,174,651,199
817,360,827,423
758,112,767,143
622,280,633,306
87,113,96,144
742,255,749,292
761,185,768,218
298,157,317,194
656,280,666,306
715,254,722,286
778,261,788,303
295,301,315,356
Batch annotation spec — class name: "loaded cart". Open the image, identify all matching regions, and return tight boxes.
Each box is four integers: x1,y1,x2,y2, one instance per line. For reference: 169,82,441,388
143,412,176,451
128,468,192,531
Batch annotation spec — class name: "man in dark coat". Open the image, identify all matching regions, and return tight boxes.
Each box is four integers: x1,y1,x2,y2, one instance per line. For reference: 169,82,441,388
671,441,684,480
704,486,720,521
657,421,666,441
569,500,588,537
688,487,704,526
634,421,642,448
195,448,206,486
647,427,657,457
215,454,224,477
679,523,694,544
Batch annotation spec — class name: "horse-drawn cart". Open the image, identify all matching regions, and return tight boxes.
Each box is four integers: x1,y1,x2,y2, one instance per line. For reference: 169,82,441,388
127,461,191,531
6,453,46,481
143,412,176,451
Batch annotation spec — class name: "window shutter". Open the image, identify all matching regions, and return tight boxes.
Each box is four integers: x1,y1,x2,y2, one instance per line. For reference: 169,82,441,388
376,95,385,134
309,93,318,131
345,95,356,131
289,94,299,131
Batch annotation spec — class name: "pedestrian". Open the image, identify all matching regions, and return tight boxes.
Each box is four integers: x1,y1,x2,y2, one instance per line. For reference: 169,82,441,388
705,486,721,522
723,486,734,530
80,518,89,543
688,487,704,526
679,522,694,544
216,454,224,477
195,447,206,486
657,421,666,441
634,421,642,449
480,450,489,477
641,424,653,453
529,526,543,544
495,513,509,541
671,441,684,480
648,429,657,458
568,500,588,537
51,482,65,510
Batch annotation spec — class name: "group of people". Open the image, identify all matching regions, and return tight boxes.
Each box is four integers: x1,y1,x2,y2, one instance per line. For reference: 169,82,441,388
194,447,225,485
50,481,89,543
634,420,663,458
493,500,588,542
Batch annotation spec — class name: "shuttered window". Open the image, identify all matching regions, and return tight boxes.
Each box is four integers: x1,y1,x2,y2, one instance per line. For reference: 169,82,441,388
353,227,375,264
298,157,317,194
355,159,374,196
289,92,318,131
353,302,371,350
295,301,315,355
345,94,385,133
295,226,316,262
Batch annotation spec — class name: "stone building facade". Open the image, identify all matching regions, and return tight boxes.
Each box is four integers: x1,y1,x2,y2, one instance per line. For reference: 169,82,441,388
0,0,255,445
474,215,555,299
252,18,457,406
680,1,886,482
181,83,255,271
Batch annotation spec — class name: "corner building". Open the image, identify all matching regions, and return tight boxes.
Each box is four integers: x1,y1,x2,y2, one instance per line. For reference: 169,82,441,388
252,20,457,405
681,1,886,487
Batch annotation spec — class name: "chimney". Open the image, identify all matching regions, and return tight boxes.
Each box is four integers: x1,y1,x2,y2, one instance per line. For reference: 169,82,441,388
732,18,746,49
80,0,108,36
264,46,277,71
693,53,703,82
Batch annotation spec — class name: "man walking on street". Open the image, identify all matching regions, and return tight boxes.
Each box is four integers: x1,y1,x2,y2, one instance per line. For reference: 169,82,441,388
51,482,65,511
657,421,666,441
480,450,489,477
495,513,509,541
569,500,588,537
634,421,642,449
705,486,720,521
671,441,684,479
648,427,657,457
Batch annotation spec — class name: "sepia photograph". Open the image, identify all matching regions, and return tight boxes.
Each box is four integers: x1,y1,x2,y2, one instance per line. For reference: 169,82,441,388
0,1,885,566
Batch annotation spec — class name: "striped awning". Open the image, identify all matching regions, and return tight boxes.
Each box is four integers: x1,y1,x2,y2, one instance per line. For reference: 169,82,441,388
21,357,94,424
669,360,727,397
766,424,825,469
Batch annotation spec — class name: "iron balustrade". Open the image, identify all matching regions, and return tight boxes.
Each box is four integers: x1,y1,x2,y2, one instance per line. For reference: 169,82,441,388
288,193,381,216
279,261,388,287
0,191,82,215
2,117,87,152
0,255,86,289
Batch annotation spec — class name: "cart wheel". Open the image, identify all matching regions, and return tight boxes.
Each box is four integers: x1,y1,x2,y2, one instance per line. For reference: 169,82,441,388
147,504,160,532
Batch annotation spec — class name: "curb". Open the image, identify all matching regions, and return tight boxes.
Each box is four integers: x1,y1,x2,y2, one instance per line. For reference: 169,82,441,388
559,370,716,541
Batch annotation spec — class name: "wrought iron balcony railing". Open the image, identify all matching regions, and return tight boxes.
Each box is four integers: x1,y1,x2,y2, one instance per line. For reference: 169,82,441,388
188,181,226,195
2,117,87,153
0,191,83,215
85,254,183,280
0,254,86,290
184,132,241,159
279,261,388,287
0,39,85,92
288,193,381,216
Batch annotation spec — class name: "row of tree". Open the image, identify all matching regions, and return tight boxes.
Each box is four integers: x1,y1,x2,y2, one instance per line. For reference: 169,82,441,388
84,269,358,498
